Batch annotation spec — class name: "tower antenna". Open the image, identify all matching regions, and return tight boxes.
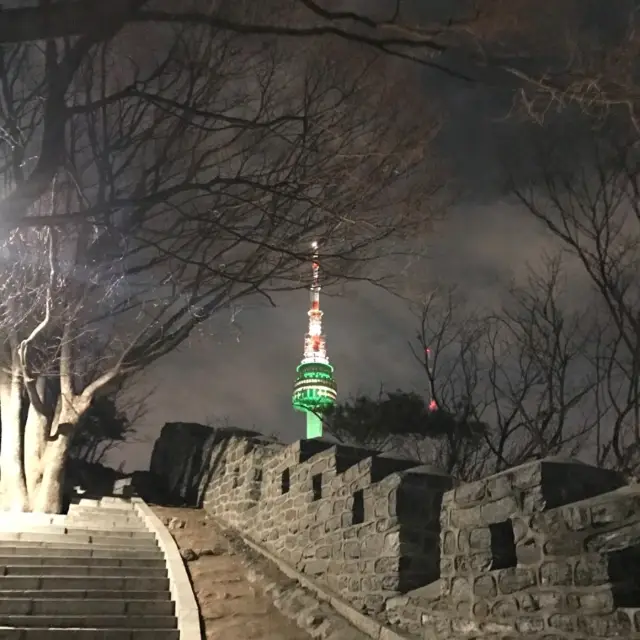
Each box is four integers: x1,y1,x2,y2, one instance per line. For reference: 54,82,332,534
291,241,338,438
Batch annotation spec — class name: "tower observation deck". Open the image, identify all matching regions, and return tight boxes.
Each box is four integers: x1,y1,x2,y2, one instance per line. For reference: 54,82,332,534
291,241,337,439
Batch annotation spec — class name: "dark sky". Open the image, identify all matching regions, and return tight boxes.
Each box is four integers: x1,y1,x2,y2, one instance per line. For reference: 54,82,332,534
105,0,631,472
110,73,563,472
3,0,566,472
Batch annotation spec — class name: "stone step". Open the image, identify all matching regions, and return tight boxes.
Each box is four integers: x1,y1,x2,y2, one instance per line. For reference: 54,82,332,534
64,528,154,540
62,526,149,535
0,589,171,601
64,518,147,530
66,511,145,520
0,556,166,569
0,576,170,591
0,542,163,558
68,504,137,513
0,630,179,640
0,564,167,578
66,507,144,521
0,526,155,540
73,499,135,510
0,532,158,548
0,598,175,616
0,614,177,629
66,511,138,521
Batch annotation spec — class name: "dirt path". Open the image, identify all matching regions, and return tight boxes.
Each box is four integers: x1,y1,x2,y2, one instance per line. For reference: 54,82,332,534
152,506,311,640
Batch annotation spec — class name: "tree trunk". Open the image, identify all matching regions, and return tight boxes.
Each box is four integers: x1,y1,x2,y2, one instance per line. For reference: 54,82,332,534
0,371,28,512
31,432,69,514
30,405,85,514
23,379,50,504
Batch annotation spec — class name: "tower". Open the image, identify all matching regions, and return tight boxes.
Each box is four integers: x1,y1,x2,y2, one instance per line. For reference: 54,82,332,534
292,241,337,439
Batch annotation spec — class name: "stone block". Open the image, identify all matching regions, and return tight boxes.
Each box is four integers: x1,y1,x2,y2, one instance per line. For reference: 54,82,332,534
481,496,519,524
576,610,634,636
509,461,543,491
539,560,572,586
449,506,482,528
303,560,330,575
383,532,401,554
375,518,399,533
566,588,615,613
380,574,401,591
486,474,513,501
454,481,486,506
547,613,577,632
375,557,400,574
496,567,537,594
515,616,545,633
454,552,493,573
468,527,492,551
516,538,542,565
450,576,471,601
473,575,497,598
585,521,640,553
543,536,583,557
442,530,457,555
573,555,609,586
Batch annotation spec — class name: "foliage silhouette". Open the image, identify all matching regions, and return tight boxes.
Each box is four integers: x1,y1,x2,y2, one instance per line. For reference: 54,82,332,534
323,389,487,455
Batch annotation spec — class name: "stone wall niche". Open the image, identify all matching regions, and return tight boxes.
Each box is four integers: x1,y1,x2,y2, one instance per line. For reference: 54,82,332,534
281,468,291,494
489,520,517,570
394,467,453,593
352,489,365,524
608,545,640,607
311,473,323,501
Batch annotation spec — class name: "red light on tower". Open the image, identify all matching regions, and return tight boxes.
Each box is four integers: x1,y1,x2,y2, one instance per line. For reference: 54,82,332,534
425,346,437,412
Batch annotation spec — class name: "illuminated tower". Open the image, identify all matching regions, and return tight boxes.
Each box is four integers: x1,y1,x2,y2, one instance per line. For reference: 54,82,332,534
292,241,337,439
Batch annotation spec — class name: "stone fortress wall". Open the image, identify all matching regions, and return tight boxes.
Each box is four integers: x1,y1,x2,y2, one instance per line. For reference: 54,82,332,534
149,423,640,639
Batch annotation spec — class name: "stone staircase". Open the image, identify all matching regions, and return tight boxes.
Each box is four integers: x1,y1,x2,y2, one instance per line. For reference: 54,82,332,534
0,497,179,639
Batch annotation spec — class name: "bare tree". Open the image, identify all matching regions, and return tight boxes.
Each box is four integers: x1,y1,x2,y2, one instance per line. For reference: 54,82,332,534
409,287,492,479
411,267,600,479
512,126,640,475
0,22,442,513
0,1,637,139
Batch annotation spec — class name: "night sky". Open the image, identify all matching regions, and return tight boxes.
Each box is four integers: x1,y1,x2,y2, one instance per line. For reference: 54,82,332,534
110,77,564,472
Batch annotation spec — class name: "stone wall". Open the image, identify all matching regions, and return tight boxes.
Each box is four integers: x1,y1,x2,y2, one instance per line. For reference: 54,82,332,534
386,460,640,639
201,435,453,614
150,424,640,639
148,422,266,506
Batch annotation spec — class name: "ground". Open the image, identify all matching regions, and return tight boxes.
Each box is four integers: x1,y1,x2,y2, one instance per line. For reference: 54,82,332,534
151,505,311,640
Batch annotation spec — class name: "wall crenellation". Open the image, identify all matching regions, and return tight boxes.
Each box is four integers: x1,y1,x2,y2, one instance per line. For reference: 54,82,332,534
148,424,640,639
200,435,452,614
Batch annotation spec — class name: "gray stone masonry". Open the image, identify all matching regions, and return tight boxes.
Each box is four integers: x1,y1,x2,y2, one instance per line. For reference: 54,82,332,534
387,459,640,640
200,435,452,615
149,422,267,506
149,425,640,640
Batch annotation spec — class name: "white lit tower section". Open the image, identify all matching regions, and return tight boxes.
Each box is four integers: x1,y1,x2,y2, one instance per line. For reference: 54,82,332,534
292,241,338,439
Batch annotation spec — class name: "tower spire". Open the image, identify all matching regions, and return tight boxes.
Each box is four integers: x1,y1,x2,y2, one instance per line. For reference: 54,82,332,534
304,241,326,363
292,241,337,439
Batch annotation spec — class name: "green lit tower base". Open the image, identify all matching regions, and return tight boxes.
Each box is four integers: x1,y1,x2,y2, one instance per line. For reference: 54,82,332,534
292,242,338,439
